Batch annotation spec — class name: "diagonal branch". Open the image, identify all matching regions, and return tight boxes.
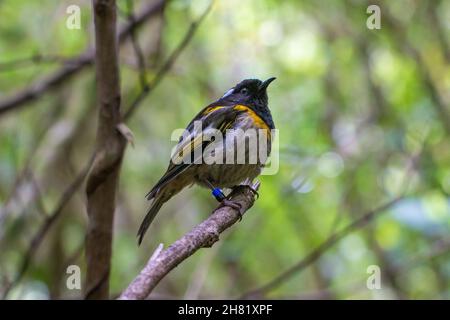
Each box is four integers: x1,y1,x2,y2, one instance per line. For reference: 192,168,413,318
240,140,424,299
124,1,212,120
239,196,403,299
119,181,260,300
370,0,450,135
0,0,167,116
0,54,73,72
0,155,94,299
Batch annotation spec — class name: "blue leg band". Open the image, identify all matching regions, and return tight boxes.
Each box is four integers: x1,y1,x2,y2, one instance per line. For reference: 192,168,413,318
212,188,225,201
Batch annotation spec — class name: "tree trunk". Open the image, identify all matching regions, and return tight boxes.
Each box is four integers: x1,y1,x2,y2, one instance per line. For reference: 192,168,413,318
85,0,126,299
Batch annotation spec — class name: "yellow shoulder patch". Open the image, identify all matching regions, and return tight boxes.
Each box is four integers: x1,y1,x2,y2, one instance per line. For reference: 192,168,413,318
233,105,271,138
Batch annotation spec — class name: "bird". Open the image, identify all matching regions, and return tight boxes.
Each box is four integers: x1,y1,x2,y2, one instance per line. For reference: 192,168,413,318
137,77,276,244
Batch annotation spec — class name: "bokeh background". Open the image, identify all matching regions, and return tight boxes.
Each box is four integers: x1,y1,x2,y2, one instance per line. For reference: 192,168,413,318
1,0,450,299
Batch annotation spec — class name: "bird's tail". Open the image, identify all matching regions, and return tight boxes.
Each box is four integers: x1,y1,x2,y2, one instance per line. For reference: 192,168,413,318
138,165,189,245
137,195,166,245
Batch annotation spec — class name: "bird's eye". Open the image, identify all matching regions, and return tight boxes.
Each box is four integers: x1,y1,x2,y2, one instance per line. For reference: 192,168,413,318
240,87,249,94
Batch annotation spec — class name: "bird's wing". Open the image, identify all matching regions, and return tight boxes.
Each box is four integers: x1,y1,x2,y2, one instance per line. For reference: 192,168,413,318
145,105,244,200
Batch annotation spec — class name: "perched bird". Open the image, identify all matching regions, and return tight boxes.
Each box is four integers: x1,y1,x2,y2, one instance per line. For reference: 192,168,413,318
137,77,276,244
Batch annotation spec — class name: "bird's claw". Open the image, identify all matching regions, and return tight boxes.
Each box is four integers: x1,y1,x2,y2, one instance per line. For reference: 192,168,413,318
218,199,244,221
232,184,259,199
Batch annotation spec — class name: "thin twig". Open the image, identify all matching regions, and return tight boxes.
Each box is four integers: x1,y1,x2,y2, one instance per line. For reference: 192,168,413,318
1,155,94,299
425,0,450,62
0,99,64,225
393,237,450,274
240,139,424,299
124,1,212,120
0,0,167,116
371,0,450,135
239,196,403,299
0,54,74,72
149,243,164,262
126,0,149,90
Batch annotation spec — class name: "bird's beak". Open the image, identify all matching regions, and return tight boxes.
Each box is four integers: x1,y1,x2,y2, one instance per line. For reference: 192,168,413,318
258,77,276,93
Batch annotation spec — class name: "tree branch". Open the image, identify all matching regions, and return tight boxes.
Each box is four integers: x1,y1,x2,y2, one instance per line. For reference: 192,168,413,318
0,155,94,299
123,1,212,120
240,139,423,299
84,0,126,300
373,0,450,135
125,0,149,91
240,196,403,299
0,0,167,116
0,54,73,72
1,0,206,298
119,181,260,300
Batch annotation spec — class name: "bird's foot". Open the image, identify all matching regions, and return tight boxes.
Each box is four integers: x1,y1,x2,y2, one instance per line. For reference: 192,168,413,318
232,184,259,199
210,185,244,221
218,199,244,221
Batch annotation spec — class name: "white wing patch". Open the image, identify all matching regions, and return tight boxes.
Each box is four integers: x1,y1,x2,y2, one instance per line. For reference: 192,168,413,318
221,88,234,98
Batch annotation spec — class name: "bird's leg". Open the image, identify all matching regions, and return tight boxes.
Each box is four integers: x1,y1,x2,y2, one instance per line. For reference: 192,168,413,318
204,179,244,221
204,179,226,201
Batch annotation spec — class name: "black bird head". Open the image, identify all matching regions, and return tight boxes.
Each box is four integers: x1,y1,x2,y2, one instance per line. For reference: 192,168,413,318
217,77,276,128
220,77,276,106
